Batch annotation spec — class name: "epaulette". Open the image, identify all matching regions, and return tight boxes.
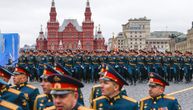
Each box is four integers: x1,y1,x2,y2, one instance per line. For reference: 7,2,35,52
44,105,56,110
26,84,37,89
0,100,20,110
8,88,20,95
10,85,16,88
163,95,175,100
93,96,107,102
122,96,137,103
140,96,152,102
78,106,94,110
36,94,47,99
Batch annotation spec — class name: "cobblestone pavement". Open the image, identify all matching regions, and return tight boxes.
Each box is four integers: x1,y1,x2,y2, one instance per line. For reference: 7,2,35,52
32,81,193,110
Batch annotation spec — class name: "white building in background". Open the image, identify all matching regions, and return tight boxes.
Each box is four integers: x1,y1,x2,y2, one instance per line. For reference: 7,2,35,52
108,17,184,52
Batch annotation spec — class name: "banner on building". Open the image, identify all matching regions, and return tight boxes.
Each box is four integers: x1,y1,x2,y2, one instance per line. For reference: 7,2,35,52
0,33,20,66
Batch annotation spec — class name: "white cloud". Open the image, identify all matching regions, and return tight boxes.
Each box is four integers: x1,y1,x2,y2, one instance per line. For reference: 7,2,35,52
0,0,193,47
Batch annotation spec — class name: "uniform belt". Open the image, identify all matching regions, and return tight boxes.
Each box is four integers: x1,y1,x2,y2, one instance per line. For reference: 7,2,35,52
76,62,81,64
109,62,115,64
138,62,144,64
118,62,124,64
130,63,136,66
65,64,72,66
185,63,190,65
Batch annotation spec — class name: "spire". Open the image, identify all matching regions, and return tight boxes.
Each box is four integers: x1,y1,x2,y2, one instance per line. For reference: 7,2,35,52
40,24,43,32
84,0,92,21
98,24,101,34
87,0,90,7
38,25,45,40
52,0,55,7
39,25,43,34
49,0,57,22
95,26,98,35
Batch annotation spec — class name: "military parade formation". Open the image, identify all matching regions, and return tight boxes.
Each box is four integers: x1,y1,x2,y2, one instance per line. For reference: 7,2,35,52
1,49,192,109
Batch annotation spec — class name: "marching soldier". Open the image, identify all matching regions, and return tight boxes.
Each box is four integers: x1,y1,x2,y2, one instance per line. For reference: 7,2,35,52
12,65,40,110
44,74,93,110
89,65,127,103
139,72,181,110
33,65,60,110
0,78,23,110
54,63,85,105
91,51,100,82
0,67,29,110
91,65,138,110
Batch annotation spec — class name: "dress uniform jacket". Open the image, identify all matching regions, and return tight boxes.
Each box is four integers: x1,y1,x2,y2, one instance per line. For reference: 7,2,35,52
0,98,23,110
1,86,29,110
12,82,40,110
33,94,54,110
91,93,138,110
139,94,181,110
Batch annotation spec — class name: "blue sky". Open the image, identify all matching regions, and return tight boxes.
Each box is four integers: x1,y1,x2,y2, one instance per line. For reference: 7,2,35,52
0,0,193,47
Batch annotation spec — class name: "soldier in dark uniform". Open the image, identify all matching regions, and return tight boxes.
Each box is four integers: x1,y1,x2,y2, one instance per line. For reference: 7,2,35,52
12,65,40,110
139,72,181,110
91,65,138,110
44,74,93,110
183,51,192,83
26,50,36,81
73,52,83,80
137,50,148,82
33,65,60,110
54,63,85,105
0,79,23,110
91,51,100,82
18,50,27,66
47,50,55,66
127,50,138,85
65,50,74,77
0,67,29,110
89,65,127,104
82,51,92,82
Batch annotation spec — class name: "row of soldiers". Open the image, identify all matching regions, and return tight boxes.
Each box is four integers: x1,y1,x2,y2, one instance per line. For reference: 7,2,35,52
0,63,181,110
17,49,193,84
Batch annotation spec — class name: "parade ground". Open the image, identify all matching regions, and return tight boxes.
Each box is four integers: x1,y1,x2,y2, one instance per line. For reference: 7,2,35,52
32,81,193,110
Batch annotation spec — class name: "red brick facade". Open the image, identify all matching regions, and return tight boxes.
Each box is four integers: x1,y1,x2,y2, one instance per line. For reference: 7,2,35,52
36,0,106,51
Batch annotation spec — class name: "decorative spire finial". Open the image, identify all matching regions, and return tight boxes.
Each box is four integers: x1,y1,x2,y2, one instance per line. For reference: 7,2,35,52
98,24,101,32
52,0,55,7
40,24,43,32
87,0,90,7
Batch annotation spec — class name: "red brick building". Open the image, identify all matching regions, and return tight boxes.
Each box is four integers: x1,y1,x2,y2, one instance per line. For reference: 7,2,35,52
36,0,106,51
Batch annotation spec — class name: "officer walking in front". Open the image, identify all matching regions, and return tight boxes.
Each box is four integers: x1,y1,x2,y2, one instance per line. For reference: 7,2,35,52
54,63,85,105
0,66,29,110
44,74,93,110
33,65,60,110
91,65,138,110
139,72,181,110
0,78,23,110
12,65,40,110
